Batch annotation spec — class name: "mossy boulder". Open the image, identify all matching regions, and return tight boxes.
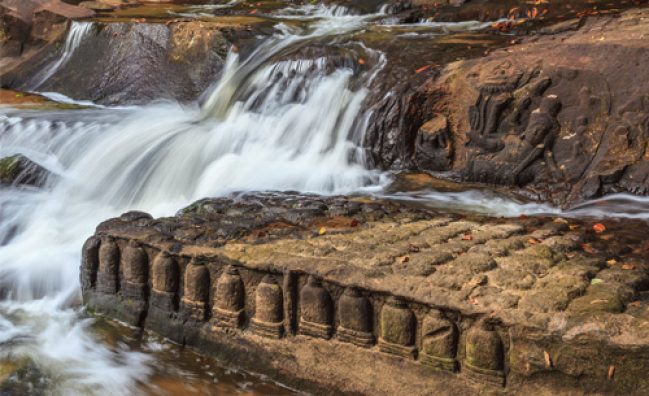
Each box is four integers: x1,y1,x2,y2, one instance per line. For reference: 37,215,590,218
0,155,49,187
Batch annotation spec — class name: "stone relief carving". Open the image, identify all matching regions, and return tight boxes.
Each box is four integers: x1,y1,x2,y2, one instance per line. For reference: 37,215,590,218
83,239,518,388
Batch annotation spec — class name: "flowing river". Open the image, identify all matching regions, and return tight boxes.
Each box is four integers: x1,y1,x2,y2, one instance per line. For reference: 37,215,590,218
2,2,649,395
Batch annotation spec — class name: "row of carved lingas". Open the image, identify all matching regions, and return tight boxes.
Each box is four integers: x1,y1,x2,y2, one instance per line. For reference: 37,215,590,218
85,237,506,386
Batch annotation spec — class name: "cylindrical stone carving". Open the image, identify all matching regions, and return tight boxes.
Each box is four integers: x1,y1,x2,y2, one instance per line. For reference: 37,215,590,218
121,241,148,299
250,274,284,338
181,258,210,321
80,235,100,291
299,276,333,339
152,251,179,293
212,265,245,328
151,251,179,311
421,311,458,371
379,296,417,358
464,319,505,386
97,236,119,294
337,287,374,347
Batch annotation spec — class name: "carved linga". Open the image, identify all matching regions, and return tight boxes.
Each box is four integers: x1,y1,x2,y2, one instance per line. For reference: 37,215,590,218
212,265,245,329
84,236,513,388
151,251,179,311
121,240,148,299
299,276,334,339
379,296,417,358
421,311,458,372
337,287,374,347
464,319,505,386
80,235,100,291
97,236,119,294
250,275,284,339
181,258,210,321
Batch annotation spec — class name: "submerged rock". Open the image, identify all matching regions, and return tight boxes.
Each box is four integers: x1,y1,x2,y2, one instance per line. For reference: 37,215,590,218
82,192,649,395
0,154,49,187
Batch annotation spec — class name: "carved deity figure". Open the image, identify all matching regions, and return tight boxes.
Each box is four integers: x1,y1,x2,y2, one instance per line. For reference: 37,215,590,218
493,95,562,184
466,60,524,153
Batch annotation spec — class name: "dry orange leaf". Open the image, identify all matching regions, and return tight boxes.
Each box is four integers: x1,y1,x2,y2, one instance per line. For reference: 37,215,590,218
527,238,540,245
358,58,366,65
628,301,642,308
593,223,606,233
581,243,597,254
608,365,615,380
622,264,636,270
415,64,433,74
398,256,410,264
461,233,473,241
543,351,552,368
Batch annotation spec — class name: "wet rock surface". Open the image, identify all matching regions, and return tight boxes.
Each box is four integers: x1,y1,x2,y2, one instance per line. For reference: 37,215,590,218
379,6,649,206
82,193,649,395
0,154,49,187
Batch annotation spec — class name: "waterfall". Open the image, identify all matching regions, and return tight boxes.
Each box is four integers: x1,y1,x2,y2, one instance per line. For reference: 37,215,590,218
7,4,643,394
29,22,94,90
0,6,387,395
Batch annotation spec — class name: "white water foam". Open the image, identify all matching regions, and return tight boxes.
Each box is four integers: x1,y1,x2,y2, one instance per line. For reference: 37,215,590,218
0,6,387,394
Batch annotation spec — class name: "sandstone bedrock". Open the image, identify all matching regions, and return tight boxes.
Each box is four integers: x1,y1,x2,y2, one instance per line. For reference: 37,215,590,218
81,193,649,395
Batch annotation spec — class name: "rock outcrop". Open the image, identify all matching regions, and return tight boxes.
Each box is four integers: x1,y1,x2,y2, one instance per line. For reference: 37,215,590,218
0,154,49,186
82,193,649,395
369,7,649,206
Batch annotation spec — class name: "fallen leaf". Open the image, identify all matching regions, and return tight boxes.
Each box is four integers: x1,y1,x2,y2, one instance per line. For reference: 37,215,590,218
527,238,540,245
593,223,606,233
543,351,552,368
569,224,580,231
628,301,642,308
606,259,617,266
358,58,366,65
415,64,433,74
461,233,473,241
398,256,410,264
581,243,597,254
591,278,604,285
608,365,615,380
318,227,327,235
622,264,636,270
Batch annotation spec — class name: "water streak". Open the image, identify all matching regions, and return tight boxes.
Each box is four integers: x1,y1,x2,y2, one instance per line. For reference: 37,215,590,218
29,22,94,90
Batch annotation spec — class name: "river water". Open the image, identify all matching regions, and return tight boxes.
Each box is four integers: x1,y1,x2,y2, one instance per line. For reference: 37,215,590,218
1,3,649,395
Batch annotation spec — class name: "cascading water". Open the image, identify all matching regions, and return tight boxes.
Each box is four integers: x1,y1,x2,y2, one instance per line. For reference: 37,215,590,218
0,5,389,394
4,3,649,394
